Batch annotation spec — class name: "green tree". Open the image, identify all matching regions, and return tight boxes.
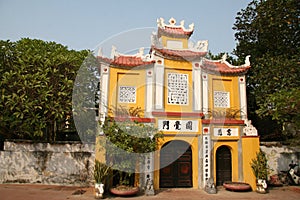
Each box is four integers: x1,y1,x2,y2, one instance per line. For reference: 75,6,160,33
233,0,300,144
100,107,163,186
0,38,89,141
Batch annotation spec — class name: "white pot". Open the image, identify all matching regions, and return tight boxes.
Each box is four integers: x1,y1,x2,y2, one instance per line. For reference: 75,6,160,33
95,183,104,199
256,179,267,194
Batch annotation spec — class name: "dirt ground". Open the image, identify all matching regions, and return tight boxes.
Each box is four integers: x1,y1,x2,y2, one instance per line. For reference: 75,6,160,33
0,184,300,200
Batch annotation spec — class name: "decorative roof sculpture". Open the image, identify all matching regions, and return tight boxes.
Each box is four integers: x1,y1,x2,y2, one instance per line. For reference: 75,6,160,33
157,17,194,39
97,46,155,68
200,54,251,75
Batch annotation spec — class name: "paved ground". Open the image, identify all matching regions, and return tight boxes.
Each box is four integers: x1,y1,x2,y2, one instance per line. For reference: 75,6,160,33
0,184,300,200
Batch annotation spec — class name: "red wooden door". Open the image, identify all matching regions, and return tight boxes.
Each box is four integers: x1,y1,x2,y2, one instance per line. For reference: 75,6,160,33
160,141,192,188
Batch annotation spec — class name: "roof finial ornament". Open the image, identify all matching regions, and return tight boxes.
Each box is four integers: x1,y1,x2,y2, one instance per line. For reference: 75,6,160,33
111,45,117,58
189,23,194,31
221,53,227,63
180,20,185,27
157,17,165,28
169,17,176,25
195,40,208,52
97,47,103,57
244,55,251,66
137,47,144,57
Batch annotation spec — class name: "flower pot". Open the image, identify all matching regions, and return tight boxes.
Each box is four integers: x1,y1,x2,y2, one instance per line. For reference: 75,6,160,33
223,182,251,192
95,183,104,199
256,179,267,194
110,186,139,196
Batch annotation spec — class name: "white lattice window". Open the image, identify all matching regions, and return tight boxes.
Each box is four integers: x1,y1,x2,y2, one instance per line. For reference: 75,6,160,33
119,86,136,103
167,73,188,105
214,91,230,108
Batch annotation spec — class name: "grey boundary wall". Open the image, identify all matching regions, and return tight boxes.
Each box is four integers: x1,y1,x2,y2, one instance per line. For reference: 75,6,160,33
260,142,300,177
0,141,95,186
0,141,299,185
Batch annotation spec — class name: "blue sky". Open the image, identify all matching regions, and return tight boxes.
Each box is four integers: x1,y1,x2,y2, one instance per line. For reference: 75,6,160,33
0,0,251,55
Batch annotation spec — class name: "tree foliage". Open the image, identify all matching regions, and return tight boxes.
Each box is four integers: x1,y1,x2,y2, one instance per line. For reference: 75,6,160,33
0,38,89,141
233,0,300,143
251,149,270,180
101,117,163,186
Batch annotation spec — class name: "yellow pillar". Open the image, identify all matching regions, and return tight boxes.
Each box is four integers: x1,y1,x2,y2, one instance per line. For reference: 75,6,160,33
242,136,260,190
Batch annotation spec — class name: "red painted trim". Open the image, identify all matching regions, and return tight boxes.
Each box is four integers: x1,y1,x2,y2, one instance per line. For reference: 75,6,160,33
202,119,245,125
152,111,204,118
242,135,260,138
111,116,155,123
162,134,198,137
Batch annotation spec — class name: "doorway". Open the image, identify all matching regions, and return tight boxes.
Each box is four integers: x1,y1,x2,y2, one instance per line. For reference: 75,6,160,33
216,145,232,186
159,140,193,188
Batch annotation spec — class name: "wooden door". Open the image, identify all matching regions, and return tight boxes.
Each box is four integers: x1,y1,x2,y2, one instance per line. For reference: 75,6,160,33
216,146,232,186
160,140,192,188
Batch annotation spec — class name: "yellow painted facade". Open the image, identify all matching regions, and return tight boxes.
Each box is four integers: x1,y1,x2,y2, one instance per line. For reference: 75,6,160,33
97,17,259,192
107,67,147,116
242,137,260,190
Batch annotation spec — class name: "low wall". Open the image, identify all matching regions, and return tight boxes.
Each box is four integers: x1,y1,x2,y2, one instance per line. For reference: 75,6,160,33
0,141,95,186
1,141,299,186
260,142,300,177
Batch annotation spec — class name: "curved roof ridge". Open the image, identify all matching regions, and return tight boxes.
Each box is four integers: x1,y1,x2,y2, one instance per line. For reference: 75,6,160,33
201,55,251,75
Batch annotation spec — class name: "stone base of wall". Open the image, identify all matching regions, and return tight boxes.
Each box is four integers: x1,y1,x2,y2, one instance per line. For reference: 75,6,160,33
0,141,95,186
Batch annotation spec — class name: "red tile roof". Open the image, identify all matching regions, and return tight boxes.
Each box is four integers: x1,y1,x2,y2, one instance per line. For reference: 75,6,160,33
201,59,250,75
152,46,207,60
97,55,155,68
158,27,193,38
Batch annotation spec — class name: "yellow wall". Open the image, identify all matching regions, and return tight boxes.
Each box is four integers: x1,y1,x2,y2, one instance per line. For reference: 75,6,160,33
208,75,241,117
213,141,239,183
108,67,146,116
164,59,192,70
154,136,199,189
242,136,260,190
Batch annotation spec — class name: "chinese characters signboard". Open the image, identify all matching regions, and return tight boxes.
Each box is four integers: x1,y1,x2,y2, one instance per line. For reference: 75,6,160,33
158,120,198,132
213,128,238,137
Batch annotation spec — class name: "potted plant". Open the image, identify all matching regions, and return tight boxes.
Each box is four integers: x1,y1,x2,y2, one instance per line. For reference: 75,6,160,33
250,149,270,193
94,160,111,199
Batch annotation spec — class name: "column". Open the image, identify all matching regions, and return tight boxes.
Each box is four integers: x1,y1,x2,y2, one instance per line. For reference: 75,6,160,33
193,61,202,111
144,152,155,195
154,58,164,110
202,73,209,114
239,76,247,119
99,64,109,131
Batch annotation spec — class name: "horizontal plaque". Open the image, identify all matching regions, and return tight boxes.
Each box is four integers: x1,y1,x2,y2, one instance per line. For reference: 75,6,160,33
158,120,198,132
213,128,238,137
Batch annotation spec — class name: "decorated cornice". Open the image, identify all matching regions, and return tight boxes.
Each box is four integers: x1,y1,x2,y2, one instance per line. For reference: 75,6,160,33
97,46,155,69
200,54,251,75
157,17,194,39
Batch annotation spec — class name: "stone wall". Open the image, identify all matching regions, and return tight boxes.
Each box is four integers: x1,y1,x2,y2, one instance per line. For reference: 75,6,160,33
0,141,95,186
1,141,299,186
260,142,300,177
